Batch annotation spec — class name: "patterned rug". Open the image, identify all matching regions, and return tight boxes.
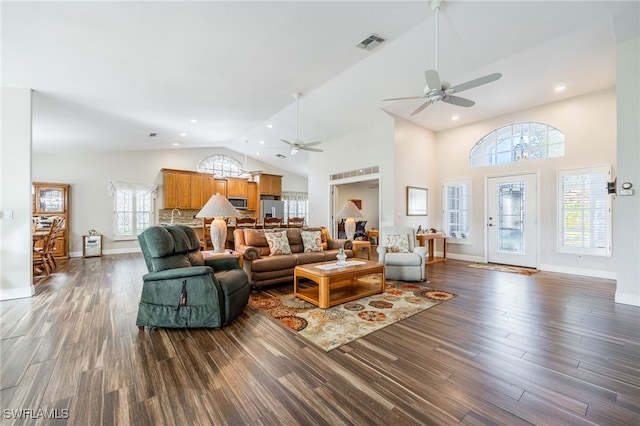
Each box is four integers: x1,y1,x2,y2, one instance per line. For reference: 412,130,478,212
468,262,538,275
249,276,456,352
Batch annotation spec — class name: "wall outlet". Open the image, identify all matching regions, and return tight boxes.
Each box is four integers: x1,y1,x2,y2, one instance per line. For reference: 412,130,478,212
619,189,634,196
2,210,14,219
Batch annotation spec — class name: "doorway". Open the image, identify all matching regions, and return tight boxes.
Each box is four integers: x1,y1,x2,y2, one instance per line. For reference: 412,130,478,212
331,179,380,239
486,173,538,268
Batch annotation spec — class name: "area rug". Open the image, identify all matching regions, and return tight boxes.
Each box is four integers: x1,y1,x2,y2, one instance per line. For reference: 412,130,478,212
468,262,538,275
249,276,456,352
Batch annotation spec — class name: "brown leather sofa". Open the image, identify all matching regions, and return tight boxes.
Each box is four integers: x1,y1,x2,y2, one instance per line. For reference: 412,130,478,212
233,227,353,288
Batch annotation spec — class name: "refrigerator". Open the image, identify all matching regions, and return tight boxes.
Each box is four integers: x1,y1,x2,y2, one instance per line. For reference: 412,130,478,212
261,200,284,220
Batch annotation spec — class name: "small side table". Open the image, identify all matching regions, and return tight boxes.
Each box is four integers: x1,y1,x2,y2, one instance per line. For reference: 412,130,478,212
352,240,372,260
416,233,446,264
367,230,379,247
83,234,102,258
202,250,243,268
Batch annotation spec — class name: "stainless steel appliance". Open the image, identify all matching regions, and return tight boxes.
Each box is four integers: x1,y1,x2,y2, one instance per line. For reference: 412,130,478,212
228,197,248,209
260,200,284,219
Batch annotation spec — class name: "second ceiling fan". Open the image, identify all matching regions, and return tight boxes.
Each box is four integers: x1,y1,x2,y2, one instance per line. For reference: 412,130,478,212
281,92,323,155
383,0,502,116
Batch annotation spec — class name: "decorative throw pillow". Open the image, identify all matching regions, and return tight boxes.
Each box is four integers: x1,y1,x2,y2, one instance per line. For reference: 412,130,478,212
386,234,410,253
264,231,292,256
301,230,323,253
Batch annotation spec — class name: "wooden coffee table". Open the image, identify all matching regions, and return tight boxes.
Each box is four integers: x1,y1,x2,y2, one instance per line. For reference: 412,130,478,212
294,259,385,309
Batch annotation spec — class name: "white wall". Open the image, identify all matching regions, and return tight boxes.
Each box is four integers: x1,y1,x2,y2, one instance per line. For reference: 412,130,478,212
433,88,617,277
308,119,395,228
32,147,307,255
1,88,34,300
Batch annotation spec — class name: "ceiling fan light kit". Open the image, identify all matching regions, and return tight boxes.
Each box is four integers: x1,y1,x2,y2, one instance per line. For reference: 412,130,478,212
280,92,324,155
383,0,502,115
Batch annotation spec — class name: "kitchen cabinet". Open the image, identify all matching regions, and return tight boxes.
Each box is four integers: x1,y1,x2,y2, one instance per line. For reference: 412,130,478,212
247,181,258,211
215,179,227,197
257,173,282,197
33,182,70,259
163,169,192,209
226,178,248,198
190,174,203,208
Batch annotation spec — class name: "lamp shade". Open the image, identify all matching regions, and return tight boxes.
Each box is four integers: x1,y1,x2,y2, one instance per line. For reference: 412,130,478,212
196,193,239,218
336,200,364,219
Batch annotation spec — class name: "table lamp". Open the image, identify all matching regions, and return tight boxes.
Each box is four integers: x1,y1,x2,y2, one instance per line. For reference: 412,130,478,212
196,193,239,253
336,200,364,241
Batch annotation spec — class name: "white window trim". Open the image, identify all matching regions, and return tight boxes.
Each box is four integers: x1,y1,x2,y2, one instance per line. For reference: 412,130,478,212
442,179,473,245
557,166,612,257
109,182,157,241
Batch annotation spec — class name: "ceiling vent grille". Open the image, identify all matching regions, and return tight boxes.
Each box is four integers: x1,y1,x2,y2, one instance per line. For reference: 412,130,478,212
330,166,379,181
356,34,385,50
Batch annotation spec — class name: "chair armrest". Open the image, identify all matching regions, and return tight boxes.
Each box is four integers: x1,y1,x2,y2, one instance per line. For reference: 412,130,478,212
233,244,261,261
412,246,427,258
142,265,212,282
204,256,242,271
376,246,388,262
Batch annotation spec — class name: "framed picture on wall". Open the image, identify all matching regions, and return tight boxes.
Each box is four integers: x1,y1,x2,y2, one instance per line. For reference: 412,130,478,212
349,199,362,209
406,186,428,216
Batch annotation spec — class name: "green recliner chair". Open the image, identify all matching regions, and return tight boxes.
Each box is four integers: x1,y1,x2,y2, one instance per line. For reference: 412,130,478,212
136,225,250,329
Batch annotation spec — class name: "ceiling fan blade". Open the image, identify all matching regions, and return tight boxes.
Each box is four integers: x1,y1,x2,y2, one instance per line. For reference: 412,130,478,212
410,100,433,116
424,69,441,91
303,141,322,147
281,139,294,147
449,72,502,94
302,147,323,153
382,96,422,102
442,95,475,107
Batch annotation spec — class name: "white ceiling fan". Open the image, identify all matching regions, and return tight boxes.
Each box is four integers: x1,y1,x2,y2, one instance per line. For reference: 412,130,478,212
281,92,323,155
239,140,263,177
383,0,502,116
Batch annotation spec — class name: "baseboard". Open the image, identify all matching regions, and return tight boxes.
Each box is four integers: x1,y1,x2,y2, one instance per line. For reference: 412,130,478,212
445,253,485,263
70,247,141,258
615,292,640,306
539,263,617,280
0,285,34,301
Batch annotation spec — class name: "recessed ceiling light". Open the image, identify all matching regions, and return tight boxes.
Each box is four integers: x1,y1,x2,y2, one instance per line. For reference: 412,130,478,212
190,119,198,123
266,124,273,129
259,140,265,144
256,152,260,156
180,132,187,137
172,143,179,146
451,115,459,120
554,85,566,92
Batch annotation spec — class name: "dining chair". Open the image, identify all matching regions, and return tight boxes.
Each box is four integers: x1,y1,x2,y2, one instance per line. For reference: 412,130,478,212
236,217,257,228
263,217,283,229
287,217,304,228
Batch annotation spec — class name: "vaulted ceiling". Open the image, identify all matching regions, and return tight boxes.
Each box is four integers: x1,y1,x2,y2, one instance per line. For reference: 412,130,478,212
3,1,638,176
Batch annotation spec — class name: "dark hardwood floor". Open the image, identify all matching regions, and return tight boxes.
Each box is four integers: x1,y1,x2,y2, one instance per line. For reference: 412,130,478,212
1,253,639,425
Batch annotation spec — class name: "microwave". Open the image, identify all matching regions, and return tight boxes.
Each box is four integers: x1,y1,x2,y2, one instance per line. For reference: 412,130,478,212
228,197,248,209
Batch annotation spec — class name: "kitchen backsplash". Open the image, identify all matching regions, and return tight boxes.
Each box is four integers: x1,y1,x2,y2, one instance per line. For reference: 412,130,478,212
158,209,255,226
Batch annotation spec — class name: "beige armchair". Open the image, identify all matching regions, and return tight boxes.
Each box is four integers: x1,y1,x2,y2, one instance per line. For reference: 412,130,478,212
377,226,427,281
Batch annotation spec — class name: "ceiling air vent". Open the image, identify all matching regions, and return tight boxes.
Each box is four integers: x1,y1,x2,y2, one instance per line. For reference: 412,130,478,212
356,34,385,50
149,132,157,137
276,154,286,159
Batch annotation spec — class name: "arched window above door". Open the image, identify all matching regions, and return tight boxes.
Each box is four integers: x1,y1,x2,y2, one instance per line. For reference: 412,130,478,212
470,122,565,168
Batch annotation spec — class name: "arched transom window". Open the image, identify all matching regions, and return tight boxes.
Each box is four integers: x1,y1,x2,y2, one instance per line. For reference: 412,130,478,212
470,122,565,167
198,154,243,177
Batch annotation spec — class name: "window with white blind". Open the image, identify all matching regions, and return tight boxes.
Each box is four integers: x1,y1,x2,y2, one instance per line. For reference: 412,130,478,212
282,192,309,224
443,179,472,242
558,166,611,256
110,182,157,241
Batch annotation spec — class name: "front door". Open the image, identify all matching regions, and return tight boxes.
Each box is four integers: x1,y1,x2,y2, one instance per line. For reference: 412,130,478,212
487,173,538,268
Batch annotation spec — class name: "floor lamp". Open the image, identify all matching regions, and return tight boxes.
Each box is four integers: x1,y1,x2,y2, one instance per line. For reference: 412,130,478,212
196,193,239,253
336,200,364,241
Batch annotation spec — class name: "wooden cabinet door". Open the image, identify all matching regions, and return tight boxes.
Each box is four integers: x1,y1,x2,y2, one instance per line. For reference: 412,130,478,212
190,174,203,208
202,175,216,205
259,174,282,197
226,178,248,197
247,181,258,211
163,171,179,208
215,179,228,197
34,184,68,214
176,172,191,208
